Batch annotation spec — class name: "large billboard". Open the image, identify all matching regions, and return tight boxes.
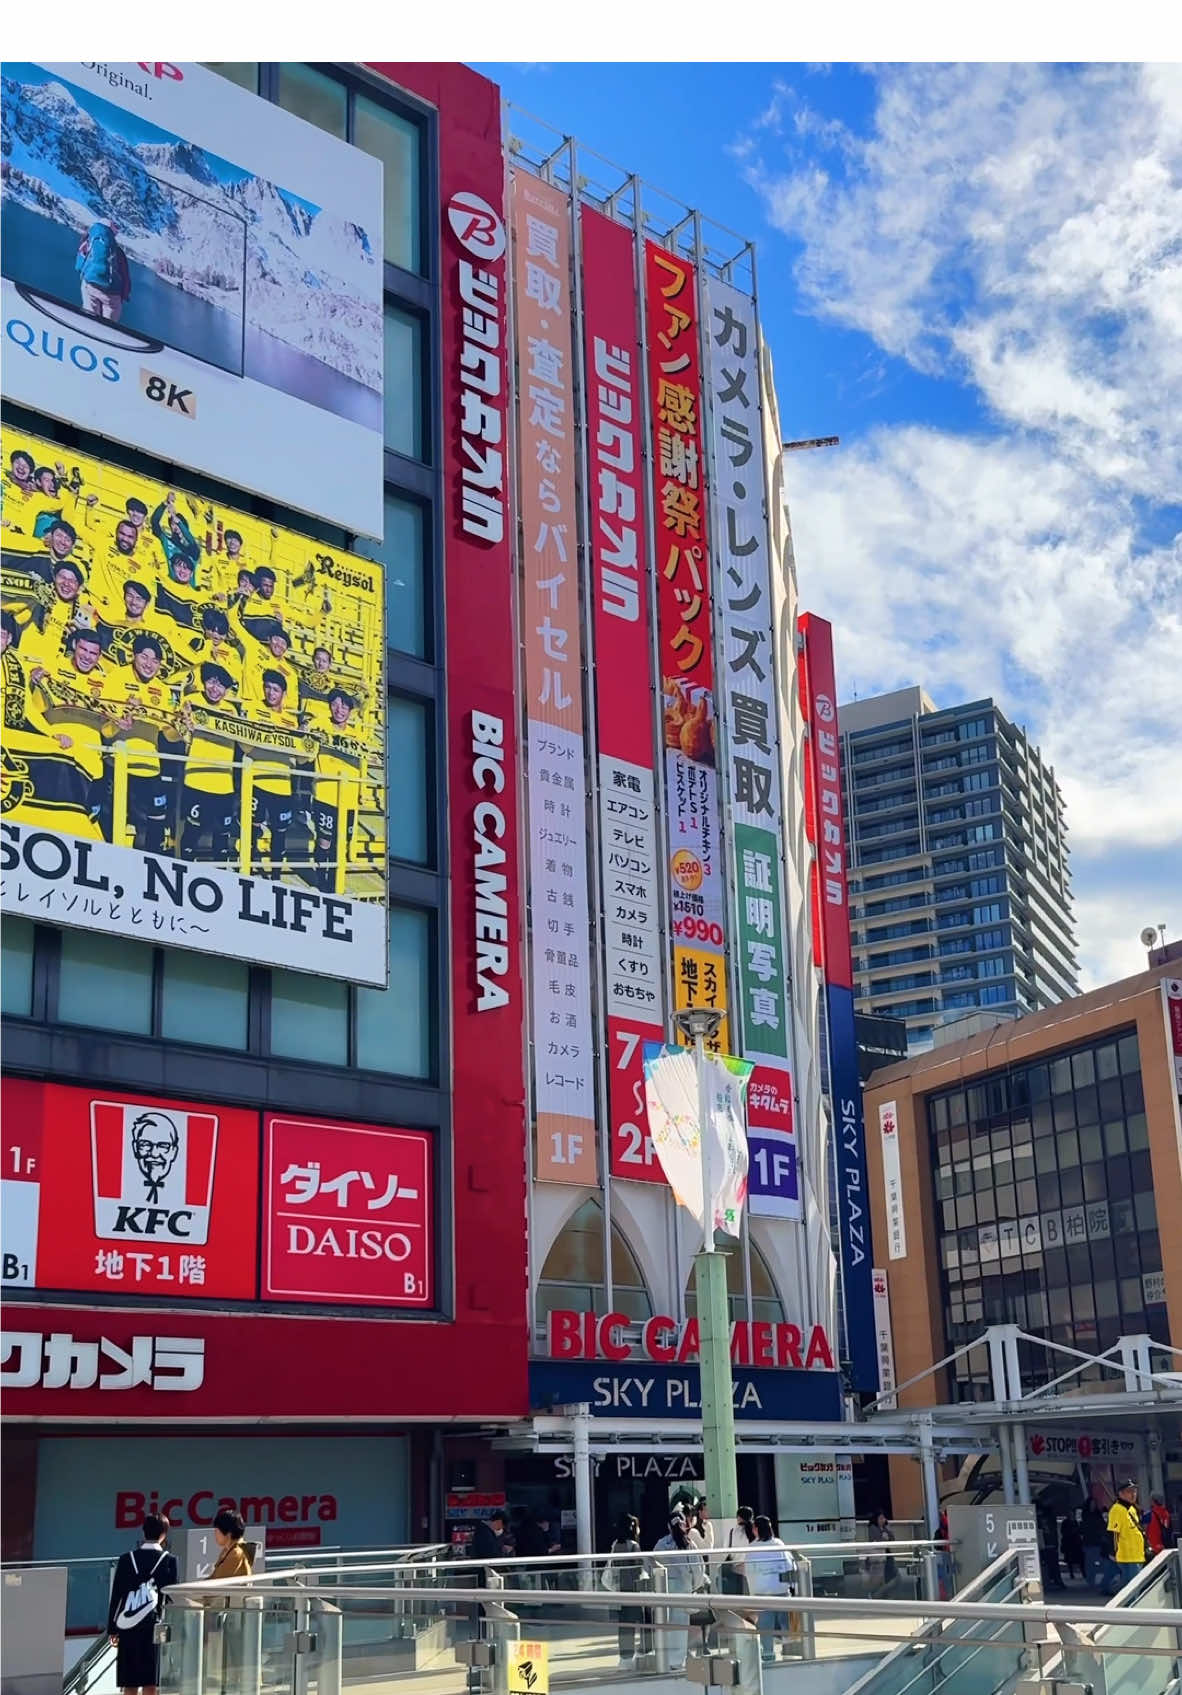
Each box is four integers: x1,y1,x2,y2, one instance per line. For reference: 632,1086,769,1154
512,172,598,1185
1,62,383,537
643,243,731,1057
582,206,665,1185
1,428,387,984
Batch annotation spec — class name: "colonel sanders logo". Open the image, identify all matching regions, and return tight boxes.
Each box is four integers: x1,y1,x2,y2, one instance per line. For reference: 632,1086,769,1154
91,1101,218,1242
130,1111,180,1203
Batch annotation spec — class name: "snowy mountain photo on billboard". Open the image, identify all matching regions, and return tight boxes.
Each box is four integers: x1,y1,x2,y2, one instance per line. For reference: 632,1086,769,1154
1,65,381,421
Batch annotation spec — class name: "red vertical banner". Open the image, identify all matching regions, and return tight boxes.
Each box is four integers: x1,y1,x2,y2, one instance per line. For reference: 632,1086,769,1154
797,612,853,991
583,208,664,1183
643,242,730,1054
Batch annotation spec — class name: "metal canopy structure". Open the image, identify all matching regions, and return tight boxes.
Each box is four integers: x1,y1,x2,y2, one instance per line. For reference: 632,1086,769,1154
496,1327,1182,1551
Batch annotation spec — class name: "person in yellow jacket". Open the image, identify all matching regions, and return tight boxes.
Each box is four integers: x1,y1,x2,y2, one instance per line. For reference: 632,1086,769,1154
309,686,365,893
102,634,176,854
179,662,242,864
240,619,298,713
25,628,110,835
20,546,100,673
247,670,303,879
182,607,244,698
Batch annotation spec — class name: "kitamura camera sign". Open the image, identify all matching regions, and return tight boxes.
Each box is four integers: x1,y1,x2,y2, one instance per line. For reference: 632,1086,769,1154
1,429,387,985
0,62,383,537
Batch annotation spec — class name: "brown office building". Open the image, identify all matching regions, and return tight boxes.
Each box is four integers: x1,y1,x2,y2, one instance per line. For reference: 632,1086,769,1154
864,957,1182,1517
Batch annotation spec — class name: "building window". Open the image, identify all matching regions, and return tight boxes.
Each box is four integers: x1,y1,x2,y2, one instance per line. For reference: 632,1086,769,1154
203,62,260,93
354,907,432,1077
270,969,350,1065
277,62,348,137
57,931,154,1035
387,695,431,864
161,952,249,1049
354,93,422,272
535,1199,653,1327
2,917,34,1016
384,305,425,460
354,494,428,659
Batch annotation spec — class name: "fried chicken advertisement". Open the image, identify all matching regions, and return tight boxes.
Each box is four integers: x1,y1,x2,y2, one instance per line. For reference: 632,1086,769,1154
663,677,716,766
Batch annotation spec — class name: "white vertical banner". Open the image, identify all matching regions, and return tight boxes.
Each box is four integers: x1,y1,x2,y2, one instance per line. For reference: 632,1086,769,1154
704,275,801,1229
512,171,597,1185
879,1099,907,1260
871,1268,897,1410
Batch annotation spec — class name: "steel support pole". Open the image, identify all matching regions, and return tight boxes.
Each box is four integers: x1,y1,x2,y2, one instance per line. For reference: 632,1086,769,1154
694,1029,739,1523
573,1404,594,1568
1013,1422,1031,1505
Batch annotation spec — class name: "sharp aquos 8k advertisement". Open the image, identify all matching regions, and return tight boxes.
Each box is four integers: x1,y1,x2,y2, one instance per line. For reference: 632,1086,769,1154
1,62,384,537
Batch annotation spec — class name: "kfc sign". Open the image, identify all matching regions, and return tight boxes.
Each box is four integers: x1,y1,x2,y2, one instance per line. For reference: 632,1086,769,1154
1,1330,204,1392
91,1101,217,1243
262,1116,433,1308
0,1079,257,1300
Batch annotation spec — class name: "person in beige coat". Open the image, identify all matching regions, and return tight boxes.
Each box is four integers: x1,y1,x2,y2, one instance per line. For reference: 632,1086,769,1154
209,1510,253,1580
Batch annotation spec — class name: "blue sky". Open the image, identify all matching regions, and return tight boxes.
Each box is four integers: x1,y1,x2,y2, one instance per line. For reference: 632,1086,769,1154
482,62,1182,988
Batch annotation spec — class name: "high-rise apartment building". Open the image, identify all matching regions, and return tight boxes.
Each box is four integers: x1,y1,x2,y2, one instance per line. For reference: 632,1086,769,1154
839,688,1079,1051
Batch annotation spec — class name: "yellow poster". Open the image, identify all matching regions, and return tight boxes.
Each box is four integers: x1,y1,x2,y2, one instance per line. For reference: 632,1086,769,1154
508,1641,549,1695
1,429,388,982
673,944,730,1054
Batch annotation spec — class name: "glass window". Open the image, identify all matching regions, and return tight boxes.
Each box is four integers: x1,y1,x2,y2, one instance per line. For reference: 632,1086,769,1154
355,906,432,1076
387,696,430,864
203,62,259,93
278,63,347,137
161,951,248,1048
57,930,153,1033
384,306,424,459
271,969,349,1064
2,917,34,1015
354,94,422,272
1070,1049,1095,1088
1118,1032,1140,1074
1095,1042,1120,1081
1050,1056,1072,1096
355,494,427,659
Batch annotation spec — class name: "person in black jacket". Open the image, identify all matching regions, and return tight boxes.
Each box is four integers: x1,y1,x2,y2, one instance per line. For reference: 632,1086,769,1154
108,1513,178,1695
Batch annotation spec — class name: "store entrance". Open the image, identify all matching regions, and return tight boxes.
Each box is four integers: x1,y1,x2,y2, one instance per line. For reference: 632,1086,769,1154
593,1453,775,1551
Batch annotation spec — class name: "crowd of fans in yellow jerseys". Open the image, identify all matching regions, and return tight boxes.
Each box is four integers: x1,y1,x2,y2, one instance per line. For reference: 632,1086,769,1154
1,440,384,890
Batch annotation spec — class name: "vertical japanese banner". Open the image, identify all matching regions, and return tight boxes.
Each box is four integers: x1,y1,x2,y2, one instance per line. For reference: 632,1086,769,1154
512,173,597,1185
1163,978,1182,1098
644,242,730,1056
878,1098,907,1260
704,276,799,1222
871,1268,898,1410
582,207,665,1183
798,610,878,1391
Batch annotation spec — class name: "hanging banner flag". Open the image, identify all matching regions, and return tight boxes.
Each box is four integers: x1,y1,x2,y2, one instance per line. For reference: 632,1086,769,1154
871,1268,898,1411
798,610,878,1392
643,1043,752,1234
879,1099,908,1260
746,1064,800,1221
703,278,790,1065
581,206,664,1186
512,172,596,1185
1163,978,1182,1097
644,242,729,1057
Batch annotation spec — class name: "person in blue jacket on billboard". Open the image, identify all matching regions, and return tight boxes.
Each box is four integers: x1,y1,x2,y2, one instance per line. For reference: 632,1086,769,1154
76,222,132,323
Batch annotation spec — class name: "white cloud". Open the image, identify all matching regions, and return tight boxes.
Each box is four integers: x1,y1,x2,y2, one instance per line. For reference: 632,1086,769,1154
740,64,1182,990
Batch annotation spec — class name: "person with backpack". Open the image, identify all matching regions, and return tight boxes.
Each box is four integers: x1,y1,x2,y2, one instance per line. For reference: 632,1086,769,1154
76,221,132,323
108,1512,177,1695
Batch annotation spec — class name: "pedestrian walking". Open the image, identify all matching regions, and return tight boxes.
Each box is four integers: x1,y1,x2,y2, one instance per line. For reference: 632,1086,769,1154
868,1511,897,1593
1060,1510,1085,1581
108,1513,177,1695
1144,1496,1173,1557
719,1505,755,1595
1107,1481,1147,1587
746,1515,795,1665
608,1514,648,1667
654,1512,706,1672
208,1510,253,1581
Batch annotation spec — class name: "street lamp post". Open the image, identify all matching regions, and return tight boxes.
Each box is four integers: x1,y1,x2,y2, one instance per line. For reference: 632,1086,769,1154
672,1005,738,1526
